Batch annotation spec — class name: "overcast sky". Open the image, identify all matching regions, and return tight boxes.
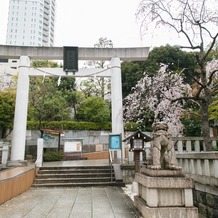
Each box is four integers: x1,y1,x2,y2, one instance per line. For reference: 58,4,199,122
0,0,185,48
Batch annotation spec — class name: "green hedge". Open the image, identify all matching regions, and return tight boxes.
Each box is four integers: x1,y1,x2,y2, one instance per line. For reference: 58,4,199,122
27,120,151,132
27,121,112,131
43,151,64,162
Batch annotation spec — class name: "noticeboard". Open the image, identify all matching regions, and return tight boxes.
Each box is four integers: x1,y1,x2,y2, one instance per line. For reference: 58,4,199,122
109,134,122,150
64,141,82,153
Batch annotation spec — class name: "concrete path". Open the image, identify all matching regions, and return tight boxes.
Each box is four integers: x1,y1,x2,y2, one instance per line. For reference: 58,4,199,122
0,187,141,218
0,160,142,218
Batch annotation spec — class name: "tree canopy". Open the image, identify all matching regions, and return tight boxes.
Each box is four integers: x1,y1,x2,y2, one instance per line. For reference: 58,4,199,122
143,45,197,83
121,61,144,98
75,96,110,122
0,90,16,138
28,60,78,128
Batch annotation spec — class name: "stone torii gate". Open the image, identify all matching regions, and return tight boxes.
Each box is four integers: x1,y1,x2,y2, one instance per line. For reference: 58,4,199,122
0,45,149,162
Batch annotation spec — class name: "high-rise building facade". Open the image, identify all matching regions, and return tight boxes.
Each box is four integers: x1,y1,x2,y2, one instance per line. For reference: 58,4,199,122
6,0,56,47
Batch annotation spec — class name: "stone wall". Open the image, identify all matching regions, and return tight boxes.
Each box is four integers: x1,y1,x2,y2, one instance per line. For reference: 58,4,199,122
3,130,139,159
193,189,218,218
22,130,111,158
121,164,135,184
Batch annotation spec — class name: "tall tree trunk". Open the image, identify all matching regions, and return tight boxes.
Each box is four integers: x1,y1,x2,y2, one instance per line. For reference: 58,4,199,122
200,65,212,151
200,99,212,150
101,77,105,99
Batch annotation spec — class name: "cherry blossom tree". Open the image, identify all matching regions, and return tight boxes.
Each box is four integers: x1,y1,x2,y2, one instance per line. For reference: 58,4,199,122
137,0,218,150
123,65,191,136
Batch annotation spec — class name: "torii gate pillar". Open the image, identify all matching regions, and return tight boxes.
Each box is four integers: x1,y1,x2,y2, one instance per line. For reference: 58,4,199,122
111,57,124,161
11,56,30,161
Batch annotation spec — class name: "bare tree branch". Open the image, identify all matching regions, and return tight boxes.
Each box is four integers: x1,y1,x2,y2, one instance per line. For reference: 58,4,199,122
207,69,218,86
171,95,204,103
204,33,218,60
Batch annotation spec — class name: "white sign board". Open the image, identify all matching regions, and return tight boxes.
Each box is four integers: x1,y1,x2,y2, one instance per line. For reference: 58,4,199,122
64,141,82,153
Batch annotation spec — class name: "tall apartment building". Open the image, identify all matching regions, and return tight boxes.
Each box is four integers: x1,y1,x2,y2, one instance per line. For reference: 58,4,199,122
6,0,56,47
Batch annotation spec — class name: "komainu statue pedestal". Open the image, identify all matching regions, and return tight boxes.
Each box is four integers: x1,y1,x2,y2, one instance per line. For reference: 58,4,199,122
134,167,198,218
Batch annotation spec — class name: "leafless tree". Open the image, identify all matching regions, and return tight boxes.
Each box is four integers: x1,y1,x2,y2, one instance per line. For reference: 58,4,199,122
137,0,218,150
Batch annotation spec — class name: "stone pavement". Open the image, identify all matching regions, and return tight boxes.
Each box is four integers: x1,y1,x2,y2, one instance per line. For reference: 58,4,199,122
0,160,142,218
0,187,141,218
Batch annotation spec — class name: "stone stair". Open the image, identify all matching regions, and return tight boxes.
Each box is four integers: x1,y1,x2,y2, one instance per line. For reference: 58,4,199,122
32,165,124,188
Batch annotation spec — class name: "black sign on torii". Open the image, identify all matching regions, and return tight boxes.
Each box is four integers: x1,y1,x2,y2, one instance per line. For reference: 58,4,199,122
63,46,78,74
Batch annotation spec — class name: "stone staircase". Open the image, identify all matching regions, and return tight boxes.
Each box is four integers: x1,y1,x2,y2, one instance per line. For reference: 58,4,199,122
32,165,124,188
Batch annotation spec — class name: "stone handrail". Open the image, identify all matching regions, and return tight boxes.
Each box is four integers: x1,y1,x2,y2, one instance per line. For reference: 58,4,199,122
0,142,10,166
176,152,218,190
172,137,218,152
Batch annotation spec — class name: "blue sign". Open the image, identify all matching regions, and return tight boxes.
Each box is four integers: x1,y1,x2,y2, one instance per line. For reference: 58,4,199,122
109,134,122,150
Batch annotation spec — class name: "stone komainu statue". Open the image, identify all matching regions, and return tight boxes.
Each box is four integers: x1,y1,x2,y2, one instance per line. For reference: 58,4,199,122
148,122,181,170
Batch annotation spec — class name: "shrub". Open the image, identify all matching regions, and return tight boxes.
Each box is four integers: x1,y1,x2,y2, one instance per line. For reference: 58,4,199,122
27,120,152,132
43,151,64,162
27,121,112,131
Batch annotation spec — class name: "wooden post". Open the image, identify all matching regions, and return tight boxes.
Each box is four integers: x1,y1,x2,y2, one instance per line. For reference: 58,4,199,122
134,151,141,173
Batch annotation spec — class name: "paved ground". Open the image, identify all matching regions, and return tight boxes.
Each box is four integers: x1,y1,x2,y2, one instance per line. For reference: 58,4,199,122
0,187,141,218
0,160,142,218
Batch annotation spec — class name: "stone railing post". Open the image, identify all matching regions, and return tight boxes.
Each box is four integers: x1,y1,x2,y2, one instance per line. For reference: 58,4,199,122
2,144,9,166
194,141,200,152
35,138,43,167
186,140,192,152
177,140,183,153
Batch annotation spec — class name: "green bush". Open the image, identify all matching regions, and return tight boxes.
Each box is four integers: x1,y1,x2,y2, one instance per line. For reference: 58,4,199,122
27,120,151,132
27,121,112,130
43,151,64,162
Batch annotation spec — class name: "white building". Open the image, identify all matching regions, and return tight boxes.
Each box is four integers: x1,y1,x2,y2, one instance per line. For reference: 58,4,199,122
6,0,56,47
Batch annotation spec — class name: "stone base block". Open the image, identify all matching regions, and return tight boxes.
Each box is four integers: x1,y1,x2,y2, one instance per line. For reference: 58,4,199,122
135,173,195,207
141,167,185,177
135,196,199,218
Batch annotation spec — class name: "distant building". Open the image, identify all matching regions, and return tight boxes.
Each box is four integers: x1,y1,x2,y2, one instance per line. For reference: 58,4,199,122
6,0,56,47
